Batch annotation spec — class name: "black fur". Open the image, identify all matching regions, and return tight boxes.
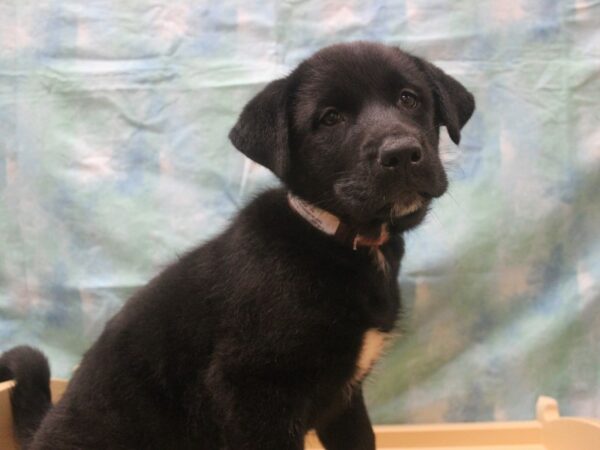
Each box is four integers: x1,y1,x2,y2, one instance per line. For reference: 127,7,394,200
0,42,474,450
0,346,51,448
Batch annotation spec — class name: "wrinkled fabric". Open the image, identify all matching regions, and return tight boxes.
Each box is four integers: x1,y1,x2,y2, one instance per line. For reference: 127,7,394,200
0,0,599,424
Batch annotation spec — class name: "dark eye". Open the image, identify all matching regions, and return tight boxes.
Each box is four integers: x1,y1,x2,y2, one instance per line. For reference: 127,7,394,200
399,90,419,109
320,108,343,126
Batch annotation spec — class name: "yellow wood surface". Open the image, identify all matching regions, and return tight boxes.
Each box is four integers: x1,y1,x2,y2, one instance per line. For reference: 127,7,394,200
306,422,545,448
0,380,17,450
2,379,600,449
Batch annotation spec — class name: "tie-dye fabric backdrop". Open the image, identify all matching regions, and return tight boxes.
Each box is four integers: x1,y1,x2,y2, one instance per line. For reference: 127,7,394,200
1,0,599,424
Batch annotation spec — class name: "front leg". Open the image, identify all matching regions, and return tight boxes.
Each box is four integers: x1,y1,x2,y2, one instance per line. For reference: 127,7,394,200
207,365,307,450
316,388,375,450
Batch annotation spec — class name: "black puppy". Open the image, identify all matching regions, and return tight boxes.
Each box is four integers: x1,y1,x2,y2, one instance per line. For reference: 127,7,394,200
0,42,474,450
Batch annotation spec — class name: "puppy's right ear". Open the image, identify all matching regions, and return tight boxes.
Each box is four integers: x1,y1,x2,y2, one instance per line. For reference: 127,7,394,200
229,78,290,179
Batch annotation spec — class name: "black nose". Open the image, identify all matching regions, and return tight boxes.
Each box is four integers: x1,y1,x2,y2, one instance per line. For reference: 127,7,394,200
378,137,423,169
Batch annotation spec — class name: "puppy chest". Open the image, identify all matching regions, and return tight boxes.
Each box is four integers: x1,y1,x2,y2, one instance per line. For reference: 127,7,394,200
352,329,389,383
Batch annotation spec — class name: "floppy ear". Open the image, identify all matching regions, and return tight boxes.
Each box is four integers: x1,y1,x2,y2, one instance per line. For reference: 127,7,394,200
412,56,475,145
229,78,290,178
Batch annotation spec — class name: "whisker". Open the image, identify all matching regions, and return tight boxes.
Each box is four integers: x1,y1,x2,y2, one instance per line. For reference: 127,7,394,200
446,190,460,208
430,210,443,228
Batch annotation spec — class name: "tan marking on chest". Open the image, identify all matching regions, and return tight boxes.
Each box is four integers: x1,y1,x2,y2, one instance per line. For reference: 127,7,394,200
352,329,389,383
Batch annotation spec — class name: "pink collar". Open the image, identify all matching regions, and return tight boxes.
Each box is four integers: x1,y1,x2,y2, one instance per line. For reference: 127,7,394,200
287,193,389,250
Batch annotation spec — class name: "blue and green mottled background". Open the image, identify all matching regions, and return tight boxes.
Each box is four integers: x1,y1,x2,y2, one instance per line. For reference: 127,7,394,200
1,0,599,424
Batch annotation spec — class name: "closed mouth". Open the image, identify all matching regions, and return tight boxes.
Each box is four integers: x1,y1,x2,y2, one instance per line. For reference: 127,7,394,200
391,198,423,217
390,192,428,218
369,192,429,224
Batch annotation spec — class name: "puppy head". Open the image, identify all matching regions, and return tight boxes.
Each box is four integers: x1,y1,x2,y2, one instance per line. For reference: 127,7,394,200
230,42,475,231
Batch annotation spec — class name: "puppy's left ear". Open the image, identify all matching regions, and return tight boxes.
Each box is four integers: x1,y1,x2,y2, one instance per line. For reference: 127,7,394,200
413,56,475,145
229,77,290,179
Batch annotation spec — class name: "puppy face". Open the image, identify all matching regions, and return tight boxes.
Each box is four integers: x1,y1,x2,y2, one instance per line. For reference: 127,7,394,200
230,42,475,231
